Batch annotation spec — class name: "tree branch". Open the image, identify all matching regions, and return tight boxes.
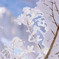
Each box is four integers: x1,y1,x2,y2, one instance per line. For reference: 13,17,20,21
27,21,42,49
50,29,55,35
54,2,59,14
45,27,59,59
44,3,48,6
51,1,58,27
55,52,59,55
44,1,59,59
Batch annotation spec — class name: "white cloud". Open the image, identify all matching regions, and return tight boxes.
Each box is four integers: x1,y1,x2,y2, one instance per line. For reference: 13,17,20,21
0,7,11,18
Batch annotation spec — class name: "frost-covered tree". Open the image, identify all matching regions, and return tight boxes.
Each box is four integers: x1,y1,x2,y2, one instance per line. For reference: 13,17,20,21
14,6,47,59
0,0,59,59
37,0,59,59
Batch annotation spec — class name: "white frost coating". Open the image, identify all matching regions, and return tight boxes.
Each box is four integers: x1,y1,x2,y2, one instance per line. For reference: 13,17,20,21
15,6,46,46
11,37,23,50
24,45,35,54
23,7,30,14
9,5,47,59
1,0,59,59
36,49,45,59
0,37,36,59
36,0,59,59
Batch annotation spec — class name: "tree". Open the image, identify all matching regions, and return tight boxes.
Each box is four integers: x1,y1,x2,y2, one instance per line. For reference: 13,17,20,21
37,0,59,59
0,0,59,59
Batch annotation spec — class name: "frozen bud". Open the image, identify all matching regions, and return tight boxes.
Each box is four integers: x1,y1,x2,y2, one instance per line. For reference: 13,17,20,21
25,45,35,54
11,37,22,43
23,7,30,14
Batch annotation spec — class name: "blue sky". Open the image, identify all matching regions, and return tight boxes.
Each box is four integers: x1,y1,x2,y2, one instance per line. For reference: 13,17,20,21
0,0,39,17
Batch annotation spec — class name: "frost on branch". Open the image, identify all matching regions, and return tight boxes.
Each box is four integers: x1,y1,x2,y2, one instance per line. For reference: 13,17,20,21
1,0,59,59
0,37,36,59
15,7,47,44
0,6,47,59
37,0,59,59
14,6,47,59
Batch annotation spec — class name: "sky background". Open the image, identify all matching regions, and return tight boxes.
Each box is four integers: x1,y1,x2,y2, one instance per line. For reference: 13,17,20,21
0,0,39,17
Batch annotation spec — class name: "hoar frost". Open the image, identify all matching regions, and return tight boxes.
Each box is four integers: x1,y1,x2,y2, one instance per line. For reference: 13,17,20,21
0,0,59,59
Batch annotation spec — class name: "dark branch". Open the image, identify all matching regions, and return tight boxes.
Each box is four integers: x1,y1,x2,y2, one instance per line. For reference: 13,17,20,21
50,29,55,35
27,21,42,49
44,1,59,59
55,52,59,55
54,2,59,14
45,27,59,59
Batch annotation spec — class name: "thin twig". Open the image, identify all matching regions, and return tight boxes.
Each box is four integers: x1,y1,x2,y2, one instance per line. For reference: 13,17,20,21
51,2,58,27
27,21,42,49
50,29,55,35
44,3,48,6
55,52,59,55
54,2,59,14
